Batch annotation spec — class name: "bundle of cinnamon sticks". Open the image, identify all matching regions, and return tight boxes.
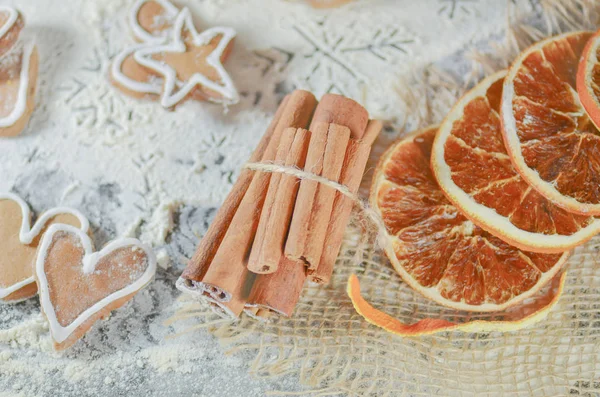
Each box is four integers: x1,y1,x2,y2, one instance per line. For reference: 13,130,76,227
177,90,382,319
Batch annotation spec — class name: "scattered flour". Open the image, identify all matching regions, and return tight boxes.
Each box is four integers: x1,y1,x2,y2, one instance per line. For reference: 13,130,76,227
121,216,144,238
156,248,171,270
141,201,180,247
0,314,51,351
0,0,521,395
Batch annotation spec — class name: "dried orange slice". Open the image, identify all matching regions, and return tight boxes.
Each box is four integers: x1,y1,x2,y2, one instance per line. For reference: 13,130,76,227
432,71,600,253
347,271,566,336
502,31,600,215
371,126,569,311
577,30,600,130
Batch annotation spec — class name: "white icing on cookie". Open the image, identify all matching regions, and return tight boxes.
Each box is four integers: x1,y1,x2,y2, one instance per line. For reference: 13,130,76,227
133,7,239,108
111,44,163,95
0,192,90,300
0,6,18,40
129,0,178,44
35,224,157,344
0,32,35,128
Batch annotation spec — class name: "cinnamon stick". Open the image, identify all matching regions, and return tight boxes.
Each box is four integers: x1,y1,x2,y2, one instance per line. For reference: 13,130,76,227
285,95,368,270
284,123,350,269
311,120,383,284
179,94,291,286
280,122,328,261
311,94,369,138
244,305,275,321
198,91,317,315
247,128,311,274
246,256,307,317
244,96,369,317
205,271,255,319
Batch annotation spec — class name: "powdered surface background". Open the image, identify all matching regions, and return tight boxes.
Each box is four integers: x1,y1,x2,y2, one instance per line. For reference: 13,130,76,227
2,1,595,396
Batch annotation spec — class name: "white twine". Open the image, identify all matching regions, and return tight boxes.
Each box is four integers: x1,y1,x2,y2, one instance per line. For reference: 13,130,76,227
242,161,394,252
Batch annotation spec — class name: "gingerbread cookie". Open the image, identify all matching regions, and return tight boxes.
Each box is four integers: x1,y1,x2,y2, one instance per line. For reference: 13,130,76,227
0,193,89,303
0,7,38,137
129,0,178,43
111,0,239,108
35,225,157,350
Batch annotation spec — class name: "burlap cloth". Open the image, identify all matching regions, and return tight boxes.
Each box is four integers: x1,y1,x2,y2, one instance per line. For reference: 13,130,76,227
170,2,600,395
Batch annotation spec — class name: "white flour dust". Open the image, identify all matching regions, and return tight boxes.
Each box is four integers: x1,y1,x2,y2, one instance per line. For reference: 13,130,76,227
0,0,522,395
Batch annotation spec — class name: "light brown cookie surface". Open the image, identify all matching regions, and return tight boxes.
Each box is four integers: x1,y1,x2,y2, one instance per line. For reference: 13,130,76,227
153,29,235,103
0,194,89,303
109,46,161,100
0,7,23,57
0,7,38,137
132,0,178,42
0,45,39,137
35,226,157,350
111,0,239,108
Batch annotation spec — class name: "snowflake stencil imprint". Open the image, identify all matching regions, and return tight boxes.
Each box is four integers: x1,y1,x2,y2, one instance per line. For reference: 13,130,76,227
438,0,479,18
291,15,414,96
56,19,156,143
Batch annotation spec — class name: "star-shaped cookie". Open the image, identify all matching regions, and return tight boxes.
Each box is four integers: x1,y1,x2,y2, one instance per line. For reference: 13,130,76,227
134,8,238,108
111,0,239,109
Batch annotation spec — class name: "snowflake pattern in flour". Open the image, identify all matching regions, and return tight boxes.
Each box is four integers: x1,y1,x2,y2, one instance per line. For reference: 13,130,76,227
1,1,578,396
437,0,479,19
290,15,414,97
56,20,155,145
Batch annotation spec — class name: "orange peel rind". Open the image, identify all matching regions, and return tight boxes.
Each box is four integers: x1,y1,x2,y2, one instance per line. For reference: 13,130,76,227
577,29,600,131
347,272,566,336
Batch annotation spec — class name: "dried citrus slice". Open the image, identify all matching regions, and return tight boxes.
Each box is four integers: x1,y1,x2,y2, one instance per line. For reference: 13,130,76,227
502,31,600,215
347,271,566,336
432,71,600,253
577,30,600,130
371,126,569,311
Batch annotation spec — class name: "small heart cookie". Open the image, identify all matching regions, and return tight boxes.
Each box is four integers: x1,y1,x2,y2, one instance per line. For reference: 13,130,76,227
0,193,89,303
35,225,157,350
0,7,38,137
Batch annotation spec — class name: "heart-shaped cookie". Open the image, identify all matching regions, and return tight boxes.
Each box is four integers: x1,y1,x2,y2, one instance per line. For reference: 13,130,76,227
0,7,38,137
35,224,157,350
0,193,89,303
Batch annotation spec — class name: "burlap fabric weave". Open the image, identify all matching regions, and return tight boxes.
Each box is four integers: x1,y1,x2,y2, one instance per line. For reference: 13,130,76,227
170,2,600,395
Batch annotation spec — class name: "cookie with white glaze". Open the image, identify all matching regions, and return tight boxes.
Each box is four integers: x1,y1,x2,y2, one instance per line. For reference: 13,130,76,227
0,7,38,137
0,193,89,303
35,225,157,350
110,0,239,108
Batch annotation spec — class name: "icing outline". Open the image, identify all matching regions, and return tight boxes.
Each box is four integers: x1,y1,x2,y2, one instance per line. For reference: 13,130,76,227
0,13,35,128
0,6,18,40
133,7,239,108
111,44,163,95
129,0,178,44
36,224,157,344
0,192,90,300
